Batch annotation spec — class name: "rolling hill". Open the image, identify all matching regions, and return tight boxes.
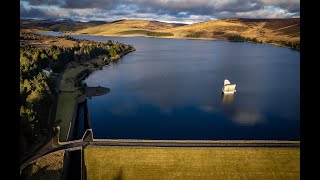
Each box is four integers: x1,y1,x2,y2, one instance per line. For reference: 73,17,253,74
76,19,186,36
20,18,107,32
166,18,300,42
20,18,300,50
75,18,300,50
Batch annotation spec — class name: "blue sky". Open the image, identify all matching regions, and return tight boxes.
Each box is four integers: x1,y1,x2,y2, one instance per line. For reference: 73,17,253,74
20,0,300,23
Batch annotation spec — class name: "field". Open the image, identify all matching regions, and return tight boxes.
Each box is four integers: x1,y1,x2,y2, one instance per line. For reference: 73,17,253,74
20,31,76,49
84,146,300,180
55,91,82,141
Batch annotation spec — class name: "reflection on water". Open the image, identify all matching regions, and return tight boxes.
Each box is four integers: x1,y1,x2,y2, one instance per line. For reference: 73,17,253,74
220,93,264,126
232,110,265,126
221,93,235,105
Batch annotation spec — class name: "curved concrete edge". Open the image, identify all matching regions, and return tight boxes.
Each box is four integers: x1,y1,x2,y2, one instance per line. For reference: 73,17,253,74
62,129,300,147
92,138,300,144
89,130,299,148
84,129,300,147
89,141,300,148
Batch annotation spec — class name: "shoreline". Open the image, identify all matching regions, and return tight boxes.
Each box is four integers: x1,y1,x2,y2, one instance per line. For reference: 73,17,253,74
61,49,134,141
67,31,300,51
113,35,299,51
31,29,299,51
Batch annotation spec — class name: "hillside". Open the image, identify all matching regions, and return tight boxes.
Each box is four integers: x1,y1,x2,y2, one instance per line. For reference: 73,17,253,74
75,18,300,50
20,19,106,32
21,18,300,50
20,31,77,49
76,19,186,36
167,18,300,42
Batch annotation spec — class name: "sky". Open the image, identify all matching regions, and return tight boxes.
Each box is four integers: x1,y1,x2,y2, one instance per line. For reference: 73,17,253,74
20,0,300,24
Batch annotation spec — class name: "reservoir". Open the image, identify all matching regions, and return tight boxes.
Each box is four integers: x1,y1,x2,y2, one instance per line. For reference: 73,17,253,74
39,32,300,140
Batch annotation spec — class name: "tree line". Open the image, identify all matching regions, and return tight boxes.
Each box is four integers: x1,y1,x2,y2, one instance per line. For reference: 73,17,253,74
227,35,263,43
266,40,300,51
147,32,174,37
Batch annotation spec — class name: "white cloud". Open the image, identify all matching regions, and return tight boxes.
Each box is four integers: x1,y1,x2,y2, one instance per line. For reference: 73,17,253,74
236,5,297,18
21,0,300,22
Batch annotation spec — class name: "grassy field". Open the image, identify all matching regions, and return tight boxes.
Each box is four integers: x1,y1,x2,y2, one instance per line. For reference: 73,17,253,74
55,91,81,141
22,150,64,180
84,146,300,180
20,30,76,49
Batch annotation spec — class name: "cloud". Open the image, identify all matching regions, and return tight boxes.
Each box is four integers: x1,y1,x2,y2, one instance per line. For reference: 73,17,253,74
235,5,298,18
22,0,64,6
20,0,300,23
135,0,261,14
20,2,51,18
62,0,118,9
258,0,300,13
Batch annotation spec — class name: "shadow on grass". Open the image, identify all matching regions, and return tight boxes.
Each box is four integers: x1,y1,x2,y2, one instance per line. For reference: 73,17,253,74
116,30,151,35
114,168,123,180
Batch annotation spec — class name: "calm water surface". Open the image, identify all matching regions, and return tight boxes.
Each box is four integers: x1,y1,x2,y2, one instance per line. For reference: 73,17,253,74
39,31,300,140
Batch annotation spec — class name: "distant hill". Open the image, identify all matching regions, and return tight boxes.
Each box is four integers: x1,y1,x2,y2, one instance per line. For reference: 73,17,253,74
166,18,300,42
87,21,108,25
46,18,74,23
76,19,187,36
20,18,107,32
